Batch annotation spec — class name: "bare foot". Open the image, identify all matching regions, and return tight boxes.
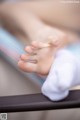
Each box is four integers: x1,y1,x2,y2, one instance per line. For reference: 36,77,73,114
18,27,68,75
18,41,57,75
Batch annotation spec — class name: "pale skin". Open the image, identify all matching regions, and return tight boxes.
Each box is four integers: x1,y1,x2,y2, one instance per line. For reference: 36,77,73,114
18,41,58,75
0,1,78,75
16,14,70,75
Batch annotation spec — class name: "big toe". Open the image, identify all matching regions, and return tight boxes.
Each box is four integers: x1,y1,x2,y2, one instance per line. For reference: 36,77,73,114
18,60,37,73
31,41,50,49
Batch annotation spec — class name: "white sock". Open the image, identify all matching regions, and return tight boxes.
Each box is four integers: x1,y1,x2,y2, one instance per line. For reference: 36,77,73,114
41,49,80,101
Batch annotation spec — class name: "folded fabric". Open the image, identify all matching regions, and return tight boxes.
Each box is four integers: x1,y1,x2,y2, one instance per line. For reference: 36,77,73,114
42,43,80,101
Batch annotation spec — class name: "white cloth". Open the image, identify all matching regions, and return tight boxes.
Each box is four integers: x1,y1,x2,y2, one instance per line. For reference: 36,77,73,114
42,49,80,101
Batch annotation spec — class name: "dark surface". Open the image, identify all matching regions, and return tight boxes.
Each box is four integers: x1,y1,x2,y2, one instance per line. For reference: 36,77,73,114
0,90,80,113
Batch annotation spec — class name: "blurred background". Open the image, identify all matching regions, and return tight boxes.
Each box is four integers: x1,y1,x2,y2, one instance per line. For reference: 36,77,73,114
0,0,80,120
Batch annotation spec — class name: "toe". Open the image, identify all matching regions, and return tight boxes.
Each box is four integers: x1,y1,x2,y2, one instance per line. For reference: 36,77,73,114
20,54,38,63
48,35,60,47
18,60,37,72
25,46,33,54
25,45,37,55
31,41,43,49
20,54,30,61
31,41,39,49
31,41,50,49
